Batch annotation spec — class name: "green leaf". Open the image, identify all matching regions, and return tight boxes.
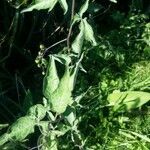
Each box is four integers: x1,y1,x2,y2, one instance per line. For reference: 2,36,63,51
0,124,9,130
0,116,36,145
71,20,85,55
43,56,59,101
50,66,72,114
39,134,58,150
58,0,68,14
83,18,97,46
21,0,58,13
9,116,35,141
129,131,150,142
27,104,47,120
53,54,71,65
69,53,84,91
119,130,135,139
0,133,9,146
107,91,150,112
121,129,150,142
64,106,76,126
38,121,49,133
78,0,89,18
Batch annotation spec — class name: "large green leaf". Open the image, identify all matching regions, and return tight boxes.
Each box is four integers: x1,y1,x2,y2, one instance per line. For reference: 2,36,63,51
50,66,72,114
58,0,68,14
43,55,59,101
78,0,89,18
71,20,85,55
0,116,35,146
107,91,150,112
21,0,58,13
83,18,97,46
8,116,35,141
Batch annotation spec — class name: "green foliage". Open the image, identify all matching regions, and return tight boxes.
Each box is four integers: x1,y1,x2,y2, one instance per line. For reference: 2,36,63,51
21,0,58,13
0,0,150,149
0,116,35,146
107,91,150,112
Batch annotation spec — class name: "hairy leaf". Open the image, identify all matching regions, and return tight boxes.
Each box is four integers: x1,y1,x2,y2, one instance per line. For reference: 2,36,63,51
8,116,35,141
43,56,59,101
0,116,35,145
27,104,46,120
50,66,72,114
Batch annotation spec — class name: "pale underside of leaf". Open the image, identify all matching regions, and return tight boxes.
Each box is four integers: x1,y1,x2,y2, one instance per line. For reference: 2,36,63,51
21,0,58,13
43,56,59,100
83,18,97,46
71,20,85,55
50,66,72,114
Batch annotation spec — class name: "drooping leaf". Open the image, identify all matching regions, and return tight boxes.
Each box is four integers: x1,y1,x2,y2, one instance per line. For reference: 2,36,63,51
78,0,89,18
58,0,68,14
71,20,85,55
107,91,150,112
43,56,59,100
50,66,72,114
83,18,97,46
21,0,58,13
8,116,35,141
0,116,36,146
27,104,47,120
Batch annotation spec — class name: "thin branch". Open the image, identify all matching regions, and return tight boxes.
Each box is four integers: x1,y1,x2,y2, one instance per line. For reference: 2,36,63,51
67,0,75,49
43,38,67,55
